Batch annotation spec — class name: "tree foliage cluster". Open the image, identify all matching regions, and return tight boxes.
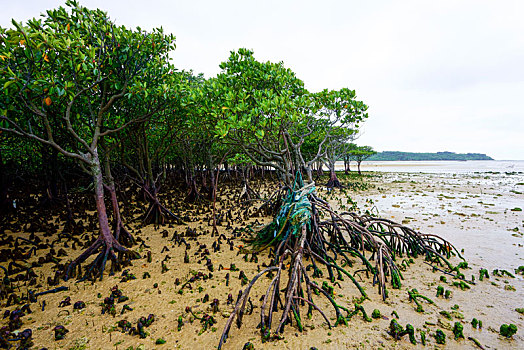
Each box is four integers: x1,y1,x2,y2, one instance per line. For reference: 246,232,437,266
0,0,372,277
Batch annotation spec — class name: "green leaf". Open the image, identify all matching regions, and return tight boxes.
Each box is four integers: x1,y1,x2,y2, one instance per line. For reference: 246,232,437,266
3,80,15,90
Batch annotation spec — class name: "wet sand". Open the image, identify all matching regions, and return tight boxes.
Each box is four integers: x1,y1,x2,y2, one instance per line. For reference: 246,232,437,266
1,171,522,349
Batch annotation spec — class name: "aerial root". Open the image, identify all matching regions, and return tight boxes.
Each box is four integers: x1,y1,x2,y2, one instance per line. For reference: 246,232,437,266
65,233,138,282
142,186,184,226
218,180,462,348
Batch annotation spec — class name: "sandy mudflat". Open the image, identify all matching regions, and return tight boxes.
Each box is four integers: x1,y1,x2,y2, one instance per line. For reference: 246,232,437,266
1,171,522,349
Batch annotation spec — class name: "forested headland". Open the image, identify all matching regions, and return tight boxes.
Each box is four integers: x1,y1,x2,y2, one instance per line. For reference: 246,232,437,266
369,151,493,161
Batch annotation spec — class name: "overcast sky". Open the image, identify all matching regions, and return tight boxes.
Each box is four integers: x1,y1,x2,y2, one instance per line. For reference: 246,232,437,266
2,0,523,159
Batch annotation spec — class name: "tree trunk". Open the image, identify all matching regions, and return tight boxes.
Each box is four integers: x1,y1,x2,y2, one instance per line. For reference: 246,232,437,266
344,157,351,174
186,174,204,202
107,183,134,246
104,150,134,246
61,176,77,234
357,161,362,175
316,161,324,178
41,146,59,206
0,150,11,221
209,165,216,202
93,155,114,245
325,161,342,188
304,166,313,184
66,148,128,281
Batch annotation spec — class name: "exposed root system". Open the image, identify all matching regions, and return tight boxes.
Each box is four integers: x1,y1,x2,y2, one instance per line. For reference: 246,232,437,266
219,175,463,348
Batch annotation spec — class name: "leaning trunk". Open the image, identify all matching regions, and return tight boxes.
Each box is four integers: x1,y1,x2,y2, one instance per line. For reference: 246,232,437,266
66,148,128,281
103,151,134,246
92,155,113,246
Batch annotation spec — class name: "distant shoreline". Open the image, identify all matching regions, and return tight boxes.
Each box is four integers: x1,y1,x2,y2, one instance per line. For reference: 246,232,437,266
334,159,524,174
368,151,493,161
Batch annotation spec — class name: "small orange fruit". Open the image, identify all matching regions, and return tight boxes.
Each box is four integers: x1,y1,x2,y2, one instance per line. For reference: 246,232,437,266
44,97,52,106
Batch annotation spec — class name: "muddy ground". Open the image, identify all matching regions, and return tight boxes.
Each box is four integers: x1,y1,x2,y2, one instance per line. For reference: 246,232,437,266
1,171,522,349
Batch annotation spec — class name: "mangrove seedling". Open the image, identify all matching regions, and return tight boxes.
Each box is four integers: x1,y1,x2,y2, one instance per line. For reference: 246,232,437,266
445,290,451,299
408,289,434,313
436,285,444,297
471,318,480,329
53,325,68,340
101,286,128,316
121,304,133,314
500,323,517,338
479,268,489,281
58,296,71,307
453,322,464,340
239,271,248,286
177,315,184,331
73,301,86,310
371,309,381,319
322,281,334,297
137,321,147,338
186,306,216,334
440,311,452,320
161,261,169,273
452,281,470,290
434,329,446,344
457,262,468,269
140,314,155,327
18,328,33,349
206,258,214,272
9,309,24,331
349,304,372,323
389,319,405,340
117,320,132,332
243,342,255,350
120,270,136,282
211,299,220,313
493,269,515,278
420,330,426,345
156,338,166,344
406,324,416,344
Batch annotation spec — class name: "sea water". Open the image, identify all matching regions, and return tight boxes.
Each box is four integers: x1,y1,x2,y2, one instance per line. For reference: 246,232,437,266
336,160,524,173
